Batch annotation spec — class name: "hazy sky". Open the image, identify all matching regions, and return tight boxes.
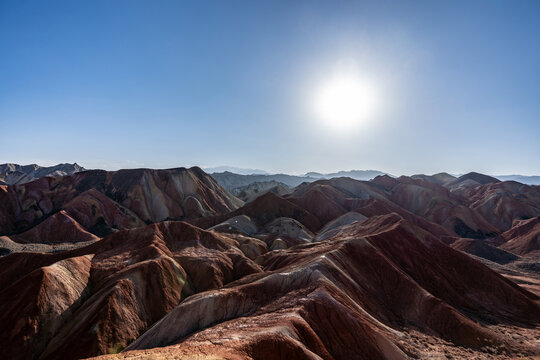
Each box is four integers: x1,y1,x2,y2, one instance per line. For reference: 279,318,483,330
1,0,539,175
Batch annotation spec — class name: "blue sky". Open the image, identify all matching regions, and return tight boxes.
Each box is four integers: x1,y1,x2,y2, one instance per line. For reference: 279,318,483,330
1,0,539,175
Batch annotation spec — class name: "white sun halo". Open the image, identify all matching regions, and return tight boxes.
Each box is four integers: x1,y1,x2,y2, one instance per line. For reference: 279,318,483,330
313,72,378,132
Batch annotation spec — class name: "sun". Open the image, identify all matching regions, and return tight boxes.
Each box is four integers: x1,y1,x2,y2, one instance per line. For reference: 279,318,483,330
312,72,378,132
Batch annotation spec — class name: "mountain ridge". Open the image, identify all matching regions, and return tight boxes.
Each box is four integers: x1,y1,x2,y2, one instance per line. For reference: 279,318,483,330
0,165,539,359
0,163,85,185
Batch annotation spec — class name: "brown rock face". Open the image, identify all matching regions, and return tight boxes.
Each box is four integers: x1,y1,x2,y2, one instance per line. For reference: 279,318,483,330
370,175,500,238
2,170,540,359
13,210,99,244
450,237,519,264
102,214,539,360
500,215,540,256
189,192,322,233
0,221,261,360
0,167,242,238
466,181,540,231
0,255,93,360
315,211,367,241
263,217,314,242
63,189,146,235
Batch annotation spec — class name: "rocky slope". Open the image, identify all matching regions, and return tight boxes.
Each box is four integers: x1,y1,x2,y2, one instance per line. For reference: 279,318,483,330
97,214,539,360
233,180,292,203
12,210,99,244
1,168,539,359
500,215,540,256
0,221,262,360
0,167,242,239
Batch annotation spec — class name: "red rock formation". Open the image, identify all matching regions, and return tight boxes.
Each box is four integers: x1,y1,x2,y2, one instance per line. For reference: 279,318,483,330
12,210,99,244
372,175,540,237
447,172,500,187
190,192,322,233
287,182,350,224
466,181,540,231
192,177,457,242
235,192,321,231
2,170,540,360
450,237,519,264
288,176,464,238
0,255,93,360
0,221,261,360
372,175,499,238
208,214,259,236
98,214,539,359
349,197,453,238
500,215,540,256
0,167,242,237
314,211,367,241
263,217,314,242
63,189,145,235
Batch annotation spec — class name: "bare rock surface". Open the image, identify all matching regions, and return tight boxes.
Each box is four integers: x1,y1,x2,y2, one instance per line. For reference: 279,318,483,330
450,238,520,264
233,180,292,203
0,167,242,238
97,214,540,360
2,169,540,359
0,221,261,359
500,215,540,256
315,211,367,241
12,210,99,244
263,217,314,242
209,215,259,236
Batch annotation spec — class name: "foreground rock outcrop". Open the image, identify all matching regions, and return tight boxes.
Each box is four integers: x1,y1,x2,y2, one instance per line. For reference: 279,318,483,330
0,221,261,359
97,214,539,360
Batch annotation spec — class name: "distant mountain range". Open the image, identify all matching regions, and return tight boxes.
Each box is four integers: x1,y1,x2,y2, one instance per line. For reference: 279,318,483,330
210,172,316,192
496,175,540,185
303,169,388,180
0,163,85,185
210,167,540,191
3,163,540,189
210,169,390,194
203,166,269,175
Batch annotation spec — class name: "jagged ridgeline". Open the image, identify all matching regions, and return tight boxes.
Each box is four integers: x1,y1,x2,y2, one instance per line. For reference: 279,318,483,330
0,166,539,359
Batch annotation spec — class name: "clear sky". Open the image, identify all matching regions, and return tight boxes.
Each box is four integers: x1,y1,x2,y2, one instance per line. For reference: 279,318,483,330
1,0,539,175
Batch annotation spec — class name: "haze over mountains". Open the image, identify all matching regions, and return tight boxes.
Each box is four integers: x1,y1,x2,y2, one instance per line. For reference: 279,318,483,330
0,164,539,359
203,166,270,175
4,163,540,187
208,167,540,187
496,174,540,185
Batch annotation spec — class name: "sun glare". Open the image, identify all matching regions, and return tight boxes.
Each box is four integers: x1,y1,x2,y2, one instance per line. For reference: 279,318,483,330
313,72,378,132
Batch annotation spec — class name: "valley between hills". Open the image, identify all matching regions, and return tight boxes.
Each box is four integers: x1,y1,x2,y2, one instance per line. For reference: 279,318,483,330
0,164,539,359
